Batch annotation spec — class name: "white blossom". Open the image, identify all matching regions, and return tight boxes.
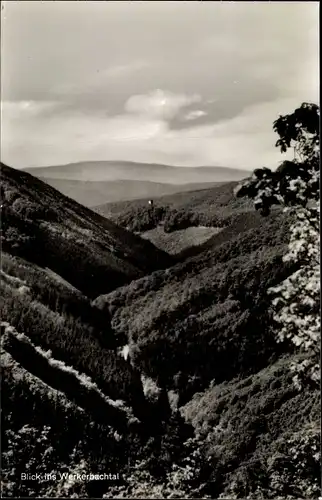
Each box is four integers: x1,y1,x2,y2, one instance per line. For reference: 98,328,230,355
268,201,320,389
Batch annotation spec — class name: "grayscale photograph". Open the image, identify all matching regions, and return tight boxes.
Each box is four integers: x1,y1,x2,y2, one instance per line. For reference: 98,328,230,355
0,1,320,498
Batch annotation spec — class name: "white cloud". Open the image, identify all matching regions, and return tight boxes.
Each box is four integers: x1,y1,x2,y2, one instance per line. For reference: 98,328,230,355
102,61,148,78
1,100,61,119
1,95,296,170
124,89,201,120
98,114,167,142
184,110,207,121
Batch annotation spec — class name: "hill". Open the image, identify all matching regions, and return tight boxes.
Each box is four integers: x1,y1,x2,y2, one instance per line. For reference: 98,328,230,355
1,163,173,298
1,163,189,497
24,160,250,184
93,205,319,497
1,251,190,497
95,181,252,223
94,208,295,401
180,355,320,498
2,163,319,499
94,181,258,255
34,177,222,207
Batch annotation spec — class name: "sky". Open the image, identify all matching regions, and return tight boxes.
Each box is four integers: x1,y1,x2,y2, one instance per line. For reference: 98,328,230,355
0,1,319,170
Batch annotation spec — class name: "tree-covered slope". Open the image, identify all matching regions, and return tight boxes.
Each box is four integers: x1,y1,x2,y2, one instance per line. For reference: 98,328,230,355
1,252,191,497
1,163,173,298
92,191,320,499
94,209,295,403
181,355,320,499
94,181,253,234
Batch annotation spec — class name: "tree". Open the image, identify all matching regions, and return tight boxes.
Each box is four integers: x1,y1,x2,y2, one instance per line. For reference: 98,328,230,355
235,102,320,389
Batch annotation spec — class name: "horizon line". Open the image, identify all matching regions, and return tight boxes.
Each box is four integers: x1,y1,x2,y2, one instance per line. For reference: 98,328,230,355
16,159,254,172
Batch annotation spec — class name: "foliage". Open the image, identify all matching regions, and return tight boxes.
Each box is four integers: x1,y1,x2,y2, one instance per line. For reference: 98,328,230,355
1,356,128,498
103,435,210,499
2,331,193,498
116,205,168,232
264,424,321,499
2,422,90,498
269,205,320,389
235,102,319,215
235,102,320,389
182,357,320,499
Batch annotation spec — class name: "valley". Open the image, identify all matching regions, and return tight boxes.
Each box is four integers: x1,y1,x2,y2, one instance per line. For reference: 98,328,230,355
1,160,320,499
140,225,222,255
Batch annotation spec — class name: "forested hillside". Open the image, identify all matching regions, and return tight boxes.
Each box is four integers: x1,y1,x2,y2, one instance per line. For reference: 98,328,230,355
94,181,253,234
0,168,190,497
94,180,277,259
94,209,294,403
93,198,319,498
1,163,173,298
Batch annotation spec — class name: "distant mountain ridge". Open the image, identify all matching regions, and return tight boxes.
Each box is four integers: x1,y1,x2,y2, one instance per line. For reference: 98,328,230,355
24,160,250,184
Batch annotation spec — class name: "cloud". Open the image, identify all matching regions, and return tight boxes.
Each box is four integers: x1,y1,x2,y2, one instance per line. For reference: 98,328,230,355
184,110,207,121
52,61,149,99
124,89,201,120
1,95,296,170
97,114,167,142
102,61,148,78
1,100,61,119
